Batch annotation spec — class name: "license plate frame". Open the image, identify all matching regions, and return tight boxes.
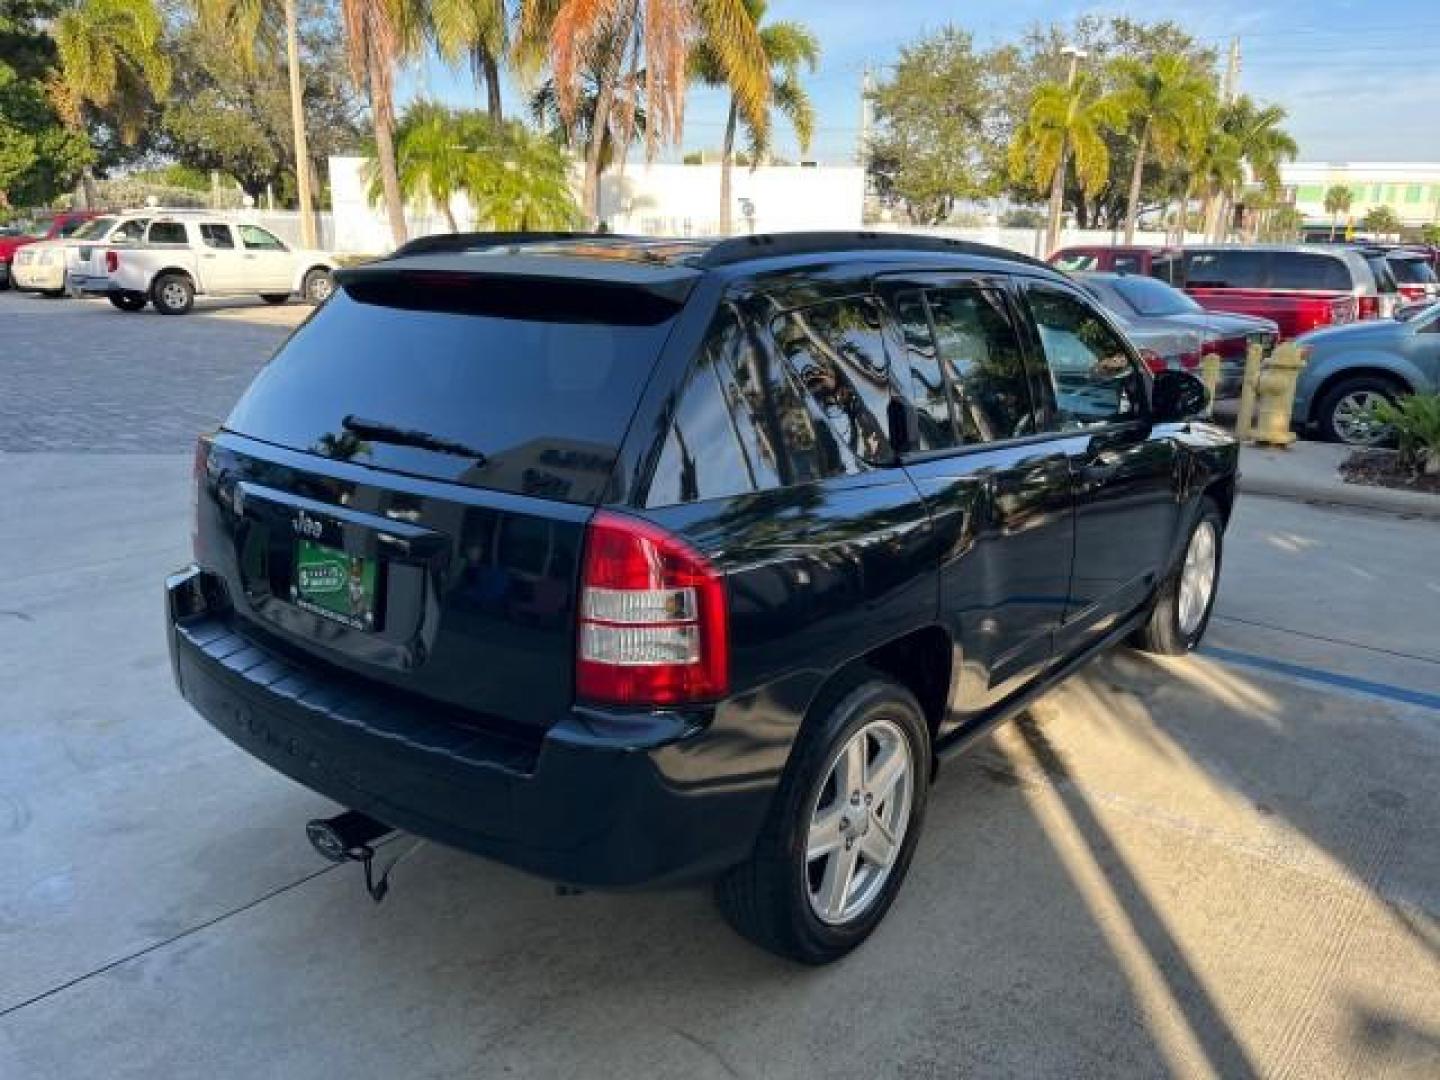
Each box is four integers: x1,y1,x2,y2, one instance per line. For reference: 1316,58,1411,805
291,539,381,631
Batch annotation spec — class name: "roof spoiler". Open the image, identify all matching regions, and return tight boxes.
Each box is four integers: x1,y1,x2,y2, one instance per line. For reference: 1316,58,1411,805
389,231,643,258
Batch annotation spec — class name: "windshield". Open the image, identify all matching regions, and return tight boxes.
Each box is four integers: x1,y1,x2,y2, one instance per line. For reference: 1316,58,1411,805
1389,258,1437,286
70,217,116,241
1111,275,1203,316
19,218,55,238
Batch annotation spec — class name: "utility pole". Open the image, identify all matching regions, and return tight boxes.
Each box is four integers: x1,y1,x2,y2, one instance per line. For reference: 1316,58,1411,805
285,0,317,249
857,64,874,168
1212,37,1242,241
1222,37,1241,104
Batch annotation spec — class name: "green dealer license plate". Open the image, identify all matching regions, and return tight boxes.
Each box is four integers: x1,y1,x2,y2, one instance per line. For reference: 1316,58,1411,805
292,539,378,630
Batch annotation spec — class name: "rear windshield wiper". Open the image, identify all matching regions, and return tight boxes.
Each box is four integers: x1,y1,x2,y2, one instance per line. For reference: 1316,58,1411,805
341,415,488,466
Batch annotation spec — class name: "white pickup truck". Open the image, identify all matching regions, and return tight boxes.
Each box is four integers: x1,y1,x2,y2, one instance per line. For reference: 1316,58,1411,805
105,216,338,314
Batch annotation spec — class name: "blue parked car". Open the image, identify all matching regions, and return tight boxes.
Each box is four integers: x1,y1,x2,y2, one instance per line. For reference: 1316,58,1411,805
1294,300,1440,444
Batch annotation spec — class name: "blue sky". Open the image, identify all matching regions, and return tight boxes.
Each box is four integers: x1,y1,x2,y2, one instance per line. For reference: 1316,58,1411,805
403,0,1440,165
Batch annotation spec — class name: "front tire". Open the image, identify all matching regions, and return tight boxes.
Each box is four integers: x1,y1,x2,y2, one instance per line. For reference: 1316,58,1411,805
1131,499,1223,656
108,291,147,312
151,273,194,315
1315,375,1402,446
717,675,930,964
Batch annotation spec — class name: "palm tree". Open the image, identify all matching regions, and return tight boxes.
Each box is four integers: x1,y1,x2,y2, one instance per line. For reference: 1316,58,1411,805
1009,72,1126,254
194,0,317,246
1109,53,1213,244
522,0,769,224
342,0,413,246
1324,184,1353,241
426,0,508,120
375,101,476,231
1211,96,1297,240
530,71,647,175
471,124,580,229
690,0,817,234
53,0,171,207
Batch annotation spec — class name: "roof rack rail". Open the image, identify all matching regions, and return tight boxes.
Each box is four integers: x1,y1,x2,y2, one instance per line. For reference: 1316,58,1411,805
694,230,1051,270
390,231,633,258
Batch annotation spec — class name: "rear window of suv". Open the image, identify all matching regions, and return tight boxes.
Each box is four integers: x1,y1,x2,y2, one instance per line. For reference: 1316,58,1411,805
225,278,679,505
1389,257,1437,285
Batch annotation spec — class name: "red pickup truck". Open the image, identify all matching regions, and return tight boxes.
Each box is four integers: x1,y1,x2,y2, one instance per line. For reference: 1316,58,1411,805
0,211,101,289
1049,244,1389,339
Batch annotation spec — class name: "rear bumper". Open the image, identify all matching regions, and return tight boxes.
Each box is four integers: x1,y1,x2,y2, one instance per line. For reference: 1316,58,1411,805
166,566,776,889
11,261,65,291
73,273,111,295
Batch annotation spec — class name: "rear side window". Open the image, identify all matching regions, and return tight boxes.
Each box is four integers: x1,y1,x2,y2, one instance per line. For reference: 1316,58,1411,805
1274,252,1353,291
895,287,1033,449
147,221,187,244
771,297,896,465
1184,250,1268,288
226,283,678,505
1052,252,1098,272
56,217,90,237
1390,257,1437,285
1111,254,1144,275
1025,285,1145,431
200,223,235,249
647,312,764,507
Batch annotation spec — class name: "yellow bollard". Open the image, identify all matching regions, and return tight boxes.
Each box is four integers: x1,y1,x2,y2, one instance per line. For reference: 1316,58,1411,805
1252,342,1308,447
1234,340,1266,442
1199,353,1222,416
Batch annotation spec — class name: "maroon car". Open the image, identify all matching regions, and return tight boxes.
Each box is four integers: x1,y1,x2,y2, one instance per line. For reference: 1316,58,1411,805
1049,244,1386,338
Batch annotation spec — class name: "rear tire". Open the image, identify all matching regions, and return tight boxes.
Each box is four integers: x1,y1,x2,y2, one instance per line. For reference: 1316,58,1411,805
301,267,333,304
108,291,146,312
1315,375,1403,446
260,293,290,305
1131,499,1223,656
716,674,930,964
151,273,194,315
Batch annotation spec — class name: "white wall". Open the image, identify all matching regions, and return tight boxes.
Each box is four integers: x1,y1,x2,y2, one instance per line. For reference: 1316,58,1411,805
326,156,866,252
600,163,866,237
867,224,1206,260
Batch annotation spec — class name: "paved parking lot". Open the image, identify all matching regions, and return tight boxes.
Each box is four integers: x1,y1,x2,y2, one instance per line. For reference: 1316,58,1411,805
2,292,1438,1078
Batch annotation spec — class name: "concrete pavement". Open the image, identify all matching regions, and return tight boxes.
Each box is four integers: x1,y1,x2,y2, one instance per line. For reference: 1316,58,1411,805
2,453,1437,1079
1239,441,1440,521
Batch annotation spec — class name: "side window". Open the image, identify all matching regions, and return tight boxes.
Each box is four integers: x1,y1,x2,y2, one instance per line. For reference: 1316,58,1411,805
1026,285,1146,431
1052,252,1097,272
894,292,956,450
706,306,785,491
1278,253,1352,291
646,329,758,507
239,224,286,251
771,297,895,465
146,221,187,245
1111,254,1143,275
200,223,235,249
1150,254,1182,285
111,219,148,242
1185,250,1267,288
926,288,1034,444
57,218,89,237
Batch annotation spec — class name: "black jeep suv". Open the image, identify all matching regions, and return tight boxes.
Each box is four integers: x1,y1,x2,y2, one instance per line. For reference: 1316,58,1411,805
166,232,1236,963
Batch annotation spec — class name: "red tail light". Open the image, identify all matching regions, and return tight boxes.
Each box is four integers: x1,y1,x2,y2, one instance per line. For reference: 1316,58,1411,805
1357,294,1379,319
105,250,119,273
576,511,728,706
1138,348,1167,375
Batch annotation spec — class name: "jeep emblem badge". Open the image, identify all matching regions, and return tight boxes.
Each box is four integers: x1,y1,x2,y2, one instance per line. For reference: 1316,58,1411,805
293,509,323,539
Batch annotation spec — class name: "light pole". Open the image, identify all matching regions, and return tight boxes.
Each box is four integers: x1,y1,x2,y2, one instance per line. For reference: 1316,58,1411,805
1044,44,1088,256
285,0,317,249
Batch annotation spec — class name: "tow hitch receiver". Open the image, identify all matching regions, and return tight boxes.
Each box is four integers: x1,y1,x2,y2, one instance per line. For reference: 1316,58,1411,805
306,811,420,904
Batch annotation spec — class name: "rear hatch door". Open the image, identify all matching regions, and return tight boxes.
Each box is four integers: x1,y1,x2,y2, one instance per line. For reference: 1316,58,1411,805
203,258,694,738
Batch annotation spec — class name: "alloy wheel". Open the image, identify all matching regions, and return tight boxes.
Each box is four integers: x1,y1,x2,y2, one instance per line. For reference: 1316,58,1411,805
1332,389,1391,445
804,716,913,926
1178,520,1218,636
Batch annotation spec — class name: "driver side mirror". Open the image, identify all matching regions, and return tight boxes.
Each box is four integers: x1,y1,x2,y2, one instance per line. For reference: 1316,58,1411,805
1150,369,1210,422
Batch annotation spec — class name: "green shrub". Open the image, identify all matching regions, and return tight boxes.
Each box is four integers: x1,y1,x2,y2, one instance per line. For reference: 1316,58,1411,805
1370,392,1440,474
